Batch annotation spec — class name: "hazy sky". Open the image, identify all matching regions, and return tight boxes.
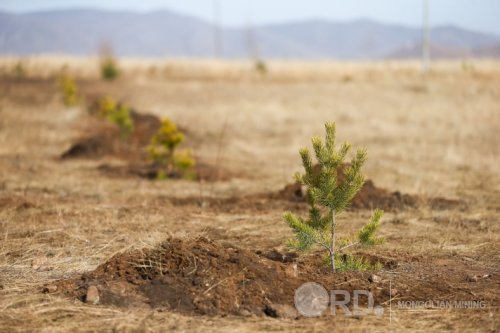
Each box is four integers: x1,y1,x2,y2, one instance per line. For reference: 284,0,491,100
2,0,500,35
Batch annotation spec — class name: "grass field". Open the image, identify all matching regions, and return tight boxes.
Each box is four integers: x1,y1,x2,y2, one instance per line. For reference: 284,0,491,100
0,57,499,332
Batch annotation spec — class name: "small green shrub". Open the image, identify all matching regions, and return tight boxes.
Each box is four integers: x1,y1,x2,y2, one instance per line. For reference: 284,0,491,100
147,118,195,179
97,96,117,116
97,96,134,139
255,60,267,75
101,57,119,80
13,61,26,78
284,122,385,272
57,74,79,107
461,61,475,73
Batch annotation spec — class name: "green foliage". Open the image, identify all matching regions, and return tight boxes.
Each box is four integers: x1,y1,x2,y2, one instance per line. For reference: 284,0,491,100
461,61,475,73
156,170,168,180
358,209,385,246
13,61,26,78
325,254,383,272
255,60,267,75
109,105,133,139
97,96,117,116
284,122,385,272
98,96,134,139
57,74,79,107
147,118,195,179
101,57,119,80
173,149,196,171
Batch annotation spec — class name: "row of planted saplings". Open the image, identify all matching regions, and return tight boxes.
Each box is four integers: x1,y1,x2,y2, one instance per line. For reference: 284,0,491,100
7,54,119,80
59,73,387,272
57,74,195,180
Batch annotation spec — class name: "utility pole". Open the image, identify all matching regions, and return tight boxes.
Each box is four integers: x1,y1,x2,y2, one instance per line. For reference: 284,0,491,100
422,0,430,73
212,0,223,58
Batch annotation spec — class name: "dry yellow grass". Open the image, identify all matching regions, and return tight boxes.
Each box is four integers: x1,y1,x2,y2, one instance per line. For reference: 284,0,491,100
0,57,499,332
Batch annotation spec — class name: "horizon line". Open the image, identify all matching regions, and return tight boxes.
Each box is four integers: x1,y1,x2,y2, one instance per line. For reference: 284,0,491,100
0,7,499,37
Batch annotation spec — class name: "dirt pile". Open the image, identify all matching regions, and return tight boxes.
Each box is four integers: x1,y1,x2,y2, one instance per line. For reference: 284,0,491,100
278,180,418,210
278,164,460,211
61,110,163,160
51,237,302,316
47,237,497,318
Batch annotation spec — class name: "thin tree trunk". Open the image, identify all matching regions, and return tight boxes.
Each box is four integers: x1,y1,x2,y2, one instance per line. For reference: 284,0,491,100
330,210,336,272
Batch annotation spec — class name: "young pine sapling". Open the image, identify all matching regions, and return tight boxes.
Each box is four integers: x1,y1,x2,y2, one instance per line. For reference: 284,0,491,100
284,122,385,272
99,44,119,81
57,74,79,107
147,118,195,179
97,96,134,140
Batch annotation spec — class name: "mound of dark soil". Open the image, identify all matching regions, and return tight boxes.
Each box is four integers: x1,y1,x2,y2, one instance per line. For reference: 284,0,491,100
278,181,415,210
52,237,301,316
277,164,460,211
47,237,497,318
61,135,113,159
61,110,163,160
279,180,460,211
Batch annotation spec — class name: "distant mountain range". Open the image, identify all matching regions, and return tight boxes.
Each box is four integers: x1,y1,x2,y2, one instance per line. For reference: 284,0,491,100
1,9,499,59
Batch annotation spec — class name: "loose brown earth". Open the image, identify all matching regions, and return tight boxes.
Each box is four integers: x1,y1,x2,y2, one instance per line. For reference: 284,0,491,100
60,110,163,160
278,178,463,211
48,237,497,320
0,58,499,332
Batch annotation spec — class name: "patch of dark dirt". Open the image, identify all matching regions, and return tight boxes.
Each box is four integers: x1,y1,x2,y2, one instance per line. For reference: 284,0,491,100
61,134,113,159
47,237,498,318
51,237,301,316
257,249,299,263
61,110,164,161
276,163,462,211
97,162,240,182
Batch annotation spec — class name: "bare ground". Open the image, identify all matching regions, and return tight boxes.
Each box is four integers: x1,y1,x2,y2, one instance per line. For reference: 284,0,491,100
0,58,499,332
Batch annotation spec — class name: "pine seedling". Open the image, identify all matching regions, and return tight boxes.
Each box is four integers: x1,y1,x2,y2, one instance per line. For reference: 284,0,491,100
284,122,385,272
147,118,195,179
101,57,119,80
98,43,119,80
57,74,79,107
13,61,26,78
97,96,117,117
255,60,268,75
97,96,134,140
